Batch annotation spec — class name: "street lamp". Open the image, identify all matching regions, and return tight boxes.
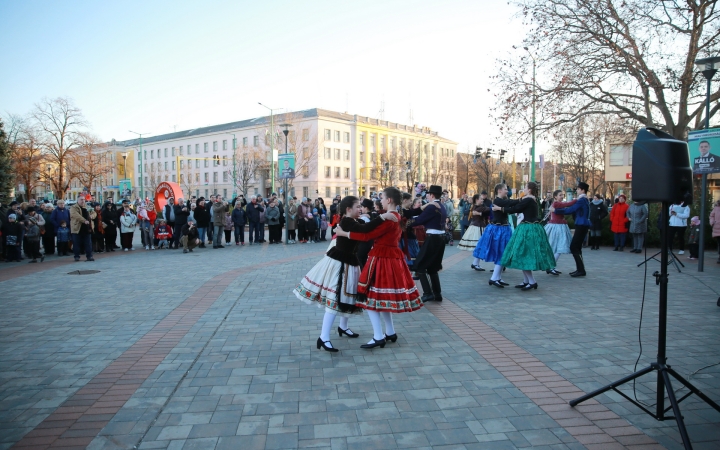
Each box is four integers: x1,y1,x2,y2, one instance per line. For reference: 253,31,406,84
258,102,281,196
524,47,537,182
280,123,293,244
129,130,149,200
693,56,720,272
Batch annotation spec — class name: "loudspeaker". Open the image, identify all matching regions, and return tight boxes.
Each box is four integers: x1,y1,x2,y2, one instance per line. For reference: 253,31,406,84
632,128,693,204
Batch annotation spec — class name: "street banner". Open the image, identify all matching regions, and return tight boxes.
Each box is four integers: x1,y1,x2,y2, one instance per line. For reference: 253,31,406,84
278,153,296,179
688,128,720,174
539,154,545,169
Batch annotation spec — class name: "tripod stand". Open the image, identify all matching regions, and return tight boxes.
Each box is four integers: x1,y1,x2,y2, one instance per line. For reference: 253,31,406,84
637,247,684,272
570,201,720,450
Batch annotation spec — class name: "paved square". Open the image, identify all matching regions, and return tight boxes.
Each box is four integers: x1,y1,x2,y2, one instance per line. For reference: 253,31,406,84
1,234,719,449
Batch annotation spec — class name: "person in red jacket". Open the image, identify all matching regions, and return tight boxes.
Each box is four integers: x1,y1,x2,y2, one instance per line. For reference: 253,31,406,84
609,194,630,251
154,219,173,249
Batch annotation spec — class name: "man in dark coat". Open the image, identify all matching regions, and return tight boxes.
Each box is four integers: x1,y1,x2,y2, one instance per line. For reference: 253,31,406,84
172,198,190,249
408,185,447,302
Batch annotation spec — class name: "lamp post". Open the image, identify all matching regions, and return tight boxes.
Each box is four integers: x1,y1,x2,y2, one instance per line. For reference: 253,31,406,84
129,130,148,200
281,124,293,244
230,133,237,198
258,103,281,196
694,56,720,272
524,47,537,182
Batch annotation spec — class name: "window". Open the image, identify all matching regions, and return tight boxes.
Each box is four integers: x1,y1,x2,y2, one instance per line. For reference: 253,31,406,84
303,186,309,197
344,150,350,160
213,172,218,182
223,157,228,166
243,137,248,147
360,152,365,162
335,187,341,196
164,162,168,170
303,129,309,141
165,148,169,157
151,150,154,159
343,132,350,143
359,134,365,146
223,188,227,198
325,187,331,197
344,187,349,196
335,167,340,178
253,136,259,146
172,174,176,182
196,160,200,168
344,168,350,178
391,137,396,150
204,173,209,182
180,174,184,182
180,146,184,156
205,189,209,197
380,136,386,150
324,148,332,159
334,149,341,160
223,172,228,182
370,134,376,152
324,129,331,141
213,141,217,151
172,161,176,170
334,130,340,142
195,173,200,182
609,144,632,166
325,166,331,177
195,144,199,154
145,176,148,186
180,160,185,169
204,143,209,153
223,140,227,150
254,187,259,196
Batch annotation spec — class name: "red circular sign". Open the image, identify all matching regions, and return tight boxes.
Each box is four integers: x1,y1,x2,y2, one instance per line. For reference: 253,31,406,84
154,182,184,215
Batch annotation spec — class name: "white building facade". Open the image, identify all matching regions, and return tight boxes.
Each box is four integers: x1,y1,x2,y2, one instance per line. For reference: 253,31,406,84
109,108,457,202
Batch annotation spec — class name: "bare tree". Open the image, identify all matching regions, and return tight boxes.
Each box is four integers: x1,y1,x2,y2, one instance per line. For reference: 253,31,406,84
11,123,46,200
31,97,89,199
270,113,320,192
493,0,720,141
179,163,199,199
66,134,113,196
227,146,264,197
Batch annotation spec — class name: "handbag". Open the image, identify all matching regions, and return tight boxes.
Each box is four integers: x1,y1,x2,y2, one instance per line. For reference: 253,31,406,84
6,235,18,246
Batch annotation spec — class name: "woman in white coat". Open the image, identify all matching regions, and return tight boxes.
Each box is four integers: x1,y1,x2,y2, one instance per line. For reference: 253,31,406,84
668,201,690,255
119,200,138,251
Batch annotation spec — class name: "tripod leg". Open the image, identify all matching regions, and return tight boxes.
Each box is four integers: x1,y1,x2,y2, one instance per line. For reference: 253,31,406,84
570,365,655,407
660,368,693,450
666,367,720,413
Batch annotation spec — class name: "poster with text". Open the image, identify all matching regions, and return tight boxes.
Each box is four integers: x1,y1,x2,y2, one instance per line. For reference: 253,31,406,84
278,153,296,179
689,128,720,174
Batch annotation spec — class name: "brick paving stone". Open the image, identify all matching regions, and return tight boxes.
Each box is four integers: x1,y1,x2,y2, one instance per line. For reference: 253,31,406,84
2,239,719,449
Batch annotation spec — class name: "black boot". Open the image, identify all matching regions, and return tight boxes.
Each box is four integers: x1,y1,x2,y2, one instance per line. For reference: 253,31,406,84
570,253,586,277
429,272,442,302
418,272,434,302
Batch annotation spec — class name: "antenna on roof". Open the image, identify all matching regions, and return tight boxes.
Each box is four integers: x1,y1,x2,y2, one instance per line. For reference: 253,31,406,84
409,107,414,126
378,98,385,120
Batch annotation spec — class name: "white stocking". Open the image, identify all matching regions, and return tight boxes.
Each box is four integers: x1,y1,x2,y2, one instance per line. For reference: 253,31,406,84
554,253,560,263
380,312,395,336
366,310,385,342
320,311,336,344
338,316,349,331
522,271,530,284
473,257,481,266
491,264,503,281
523,270,536,284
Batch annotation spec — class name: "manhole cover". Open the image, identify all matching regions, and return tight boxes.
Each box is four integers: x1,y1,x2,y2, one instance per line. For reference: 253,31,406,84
67,270,101,275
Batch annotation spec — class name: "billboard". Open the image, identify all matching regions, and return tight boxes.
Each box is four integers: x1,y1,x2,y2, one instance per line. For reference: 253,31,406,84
278,153,296,179
119,179,132,197
688,128,720,174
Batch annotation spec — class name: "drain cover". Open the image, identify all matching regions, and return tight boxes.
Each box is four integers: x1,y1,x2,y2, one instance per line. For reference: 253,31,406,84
67,270,101,275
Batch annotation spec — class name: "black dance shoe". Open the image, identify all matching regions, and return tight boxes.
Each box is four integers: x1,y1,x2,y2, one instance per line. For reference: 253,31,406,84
570,271,586,277
421,294,435,303
521,283,538,290
498,280,509,286
471,264,485,271
384,333,398,343
515,282,529,288
316,338,339,352
488,280,504,288
338,327,360,338
546,269,561,276
360,338,386,349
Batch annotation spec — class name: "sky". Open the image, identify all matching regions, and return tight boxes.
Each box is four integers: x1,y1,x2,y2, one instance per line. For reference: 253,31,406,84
0,0,542,160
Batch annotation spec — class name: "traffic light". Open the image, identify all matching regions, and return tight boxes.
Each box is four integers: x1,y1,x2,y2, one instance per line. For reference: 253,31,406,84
405,161,411,172
499,149,507,161
213,155,220,166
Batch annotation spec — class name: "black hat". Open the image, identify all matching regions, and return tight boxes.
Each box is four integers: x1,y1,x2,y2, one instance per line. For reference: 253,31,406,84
481,190,488,196
121,198,130,204
9,201,18,206
427,185,443,197
361,198,375,210
577,181,589,192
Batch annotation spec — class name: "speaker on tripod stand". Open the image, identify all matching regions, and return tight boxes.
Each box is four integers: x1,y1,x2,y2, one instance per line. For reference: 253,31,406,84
569,128,719,449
